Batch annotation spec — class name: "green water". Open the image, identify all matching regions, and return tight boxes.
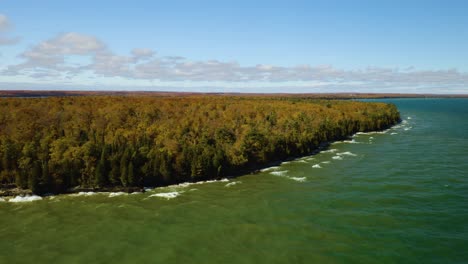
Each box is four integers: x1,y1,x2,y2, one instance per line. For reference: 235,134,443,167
1,99,467,263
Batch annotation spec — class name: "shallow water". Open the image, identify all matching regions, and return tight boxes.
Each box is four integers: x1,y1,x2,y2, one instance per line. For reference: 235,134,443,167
1,98,467,263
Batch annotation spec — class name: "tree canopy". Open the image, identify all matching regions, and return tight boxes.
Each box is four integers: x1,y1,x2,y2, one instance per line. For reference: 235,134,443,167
0,96,400,194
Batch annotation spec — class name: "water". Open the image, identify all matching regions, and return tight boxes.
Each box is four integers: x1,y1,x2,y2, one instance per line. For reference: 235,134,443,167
1,98,467,263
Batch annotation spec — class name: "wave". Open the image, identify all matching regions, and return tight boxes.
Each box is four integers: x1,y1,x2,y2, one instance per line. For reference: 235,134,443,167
321,161,331,164
0,197,5,202
332,155,343,160
333,139,360,144
8,195,43,203
148,191,182,199
71,191,98,197
225,181,241,187
260,166,280,172
312,164,322,168
270,170,288,176
390,132,398,135
337,151,357,157
289,177,306,182
109,192,127,198
321,149,338,153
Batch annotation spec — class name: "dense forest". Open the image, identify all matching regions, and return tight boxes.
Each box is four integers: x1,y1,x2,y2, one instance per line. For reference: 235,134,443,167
0,96,400,194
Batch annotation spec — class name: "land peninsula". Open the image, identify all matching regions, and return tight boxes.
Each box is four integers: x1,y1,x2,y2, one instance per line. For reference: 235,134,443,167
0,94,400,196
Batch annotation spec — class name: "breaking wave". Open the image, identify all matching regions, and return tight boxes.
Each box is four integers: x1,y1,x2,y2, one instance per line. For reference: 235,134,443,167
289,177,307,182
225,181,242,187
148,192,182,199
109,192,127,198
312,164,322,168
270,170,288,176
8,195,43,203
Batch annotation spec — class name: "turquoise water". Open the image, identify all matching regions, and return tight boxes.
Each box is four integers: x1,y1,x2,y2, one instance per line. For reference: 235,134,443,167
1,98,467,263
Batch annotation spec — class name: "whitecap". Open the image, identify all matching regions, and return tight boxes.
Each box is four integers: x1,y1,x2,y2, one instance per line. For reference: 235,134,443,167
407,117,412,120
109,192,127,198
402,120,408,124
71,191,97,197
270,170,288,176
149,192,182,199
321,149,338,153
321,161,331,164
281,161,291,165
332,156,343,160
296,160,308,163
333,139,360,144
289,177,307,182
9,195,43,203
0,197,5,202
305,157,315,161
260,166,280,172
225,181,241,187
144,187,154,192
312,164,322,168
404,127,412,131
390,132,398,135
369,137,374,139
337,151,357,157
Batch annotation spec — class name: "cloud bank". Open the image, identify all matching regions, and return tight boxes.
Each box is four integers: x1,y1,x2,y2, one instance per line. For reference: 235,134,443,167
1,28,467,93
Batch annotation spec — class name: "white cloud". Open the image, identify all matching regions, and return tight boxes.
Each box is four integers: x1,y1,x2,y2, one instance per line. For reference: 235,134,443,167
0,14,20,45
131,48,155,60
2,31,468,93
0,14,11,31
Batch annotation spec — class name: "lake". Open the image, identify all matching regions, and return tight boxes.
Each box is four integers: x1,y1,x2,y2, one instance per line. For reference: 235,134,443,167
1,98,467,263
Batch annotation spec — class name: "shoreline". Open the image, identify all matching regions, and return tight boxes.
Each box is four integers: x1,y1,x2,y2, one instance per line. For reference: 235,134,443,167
0,121,399,200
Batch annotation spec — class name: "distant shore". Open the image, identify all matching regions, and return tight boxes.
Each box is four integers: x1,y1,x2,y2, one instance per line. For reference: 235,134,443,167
1,90,468,99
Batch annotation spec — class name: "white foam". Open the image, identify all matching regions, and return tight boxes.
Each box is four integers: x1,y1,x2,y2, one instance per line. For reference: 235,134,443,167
332,155,343,160
270,170,288,176
225,181,241,187
289,177,307,182
321,161,331,164
305,157,315,161
333,139,360,144
71,191,97,197
0,197,5,202
312,164,322,168
109,192,127,197
144,187,154,191
9,195,43,203
321,149,338,153
369,137,374,139
390,132,398,135
407,117,412,120
402,120,408,124
260,166,280,172
281,161,291,165
404,127,412,131
337,151,357,157
149,191,182,199
130,192,141,195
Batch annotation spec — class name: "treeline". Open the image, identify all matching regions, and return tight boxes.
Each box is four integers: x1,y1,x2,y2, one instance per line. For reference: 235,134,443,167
0,96,399,194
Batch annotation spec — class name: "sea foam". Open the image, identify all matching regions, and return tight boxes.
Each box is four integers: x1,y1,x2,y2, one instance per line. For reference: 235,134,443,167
225,181,241,187
312,164,322,168
289,177,307,182
337,151,357,157
270,170,288,176
332,156,343,160
149,192,182,199
109,192,127,197
9,195,43,203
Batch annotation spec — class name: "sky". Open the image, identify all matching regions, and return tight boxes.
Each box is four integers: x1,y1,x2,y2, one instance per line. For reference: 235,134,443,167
0,0,467,93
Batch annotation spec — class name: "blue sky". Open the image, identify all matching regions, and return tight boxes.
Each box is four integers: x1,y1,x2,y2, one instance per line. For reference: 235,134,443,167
1,0,467,93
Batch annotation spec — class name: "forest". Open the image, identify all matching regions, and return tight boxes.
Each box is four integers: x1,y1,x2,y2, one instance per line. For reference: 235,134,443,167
0,96,400,194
